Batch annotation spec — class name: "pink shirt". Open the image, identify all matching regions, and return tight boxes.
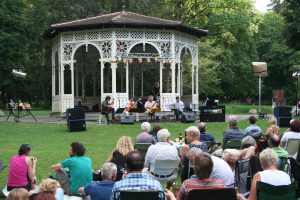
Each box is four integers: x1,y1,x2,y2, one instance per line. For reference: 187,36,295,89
7,155,28,186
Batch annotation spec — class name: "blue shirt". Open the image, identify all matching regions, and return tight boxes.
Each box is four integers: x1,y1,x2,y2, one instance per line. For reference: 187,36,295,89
200,132,217,145
244,124,262,138
111,173,164,200
222,127,243,143
84,180,115,200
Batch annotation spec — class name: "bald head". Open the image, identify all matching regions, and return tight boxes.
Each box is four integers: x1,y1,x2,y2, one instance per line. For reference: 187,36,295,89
268,134,280,147
198,122,206,133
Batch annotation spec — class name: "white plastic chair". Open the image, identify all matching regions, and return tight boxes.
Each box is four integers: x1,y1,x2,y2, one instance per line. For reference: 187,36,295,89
286,138,300,157
150,159,180,183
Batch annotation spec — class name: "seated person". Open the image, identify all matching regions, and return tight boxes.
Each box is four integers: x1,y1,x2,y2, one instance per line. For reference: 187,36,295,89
78,163,117,200
144,129,179,180
111,151,164,200
101,96,115,123
144,95,157,114
265,116,280,136
269,134,288,158
280,119,300,149
153,81,160,101
172,96,184,121
123,96,135,117
7,144,37,191
30,179,63,200
50,141,92,196
136,122,154,144
221,115,244,149
244,116,262,139
165,152,224,200
149,123,162,144
198,122,217,153
237,149,291,200
7,99,16,111
105,136,134,180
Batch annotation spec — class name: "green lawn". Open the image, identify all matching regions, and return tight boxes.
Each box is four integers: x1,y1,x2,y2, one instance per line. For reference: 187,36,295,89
0,118,286,189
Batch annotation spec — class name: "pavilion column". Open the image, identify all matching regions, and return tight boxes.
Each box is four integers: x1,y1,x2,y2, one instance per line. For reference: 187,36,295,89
71,61,75,97
75,63,78,97
192,64,194,98
126,61,129,96
195,64,199,95
51,51,55,97
160,61,163,107
179,62,182,97
177,62,181,95
111,62,117,96
100,60,104,99
171,61,175,95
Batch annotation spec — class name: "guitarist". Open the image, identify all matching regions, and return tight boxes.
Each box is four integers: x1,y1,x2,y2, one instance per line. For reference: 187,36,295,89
144,95,157,114
101,96,115,123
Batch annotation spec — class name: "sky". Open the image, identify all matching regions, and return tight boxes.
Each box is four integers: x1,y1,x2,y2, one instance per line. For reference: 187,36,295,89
255,0,272,12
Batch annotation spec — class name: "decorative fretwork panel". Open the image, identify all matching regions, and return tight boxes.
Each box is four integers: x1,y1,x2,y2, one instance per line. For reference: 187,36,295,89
116,30,129,38
131,31,143,39
63,43,76,61
63,33,73,42
116,40,133,54
101,41,112,58
100,31,112,39
74,33,85,41
159,32,172,40
87,31,99,40
145,32,158,40
154,42,171,57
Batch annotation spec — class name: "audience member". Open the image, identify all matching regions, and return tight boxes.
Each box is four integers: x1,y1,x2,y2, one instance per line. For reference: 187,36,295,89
268,134,288,158
165,152,224,200
105,136,134,180
198,122,217,153
244,116,262,139
78,163,117,200
50,141,92,195
30,179,63,200
265,117,280,136
181,126,208,182
144,129,179,180
221,115,244,149
149,123,162,144
136,122,153,143
5,188,29,200
7,144,37,191
237,149,291,200
280,119,300,149
111,151,164,200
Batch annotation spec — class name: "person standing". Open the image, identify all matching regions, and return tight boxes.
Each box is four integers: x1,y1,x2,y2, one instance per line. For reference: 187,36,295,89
50,141,92,196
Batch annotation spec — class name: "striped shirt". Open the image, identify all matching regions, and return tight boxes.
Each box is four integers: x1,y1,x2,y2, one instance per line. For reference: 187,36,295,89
111,173,164,200
177,177,224,200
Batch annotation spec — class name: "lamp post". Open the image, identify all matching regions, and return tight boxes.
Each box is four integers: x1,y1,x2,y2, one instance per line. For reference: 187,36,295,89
252,62,267,115
292,70,300,115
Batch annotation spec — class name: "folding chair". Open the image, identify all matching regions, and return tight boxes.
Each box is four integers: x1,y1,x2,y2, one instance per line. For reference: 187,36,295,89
113,190,164,200
277,157,288,171
204,141,213,149
286,139,300,157
224,140,242,149
289,157,300,196
235,158,251,194
256,181,296,200
150,159,180,185
186,188,237,200
134,143,152,158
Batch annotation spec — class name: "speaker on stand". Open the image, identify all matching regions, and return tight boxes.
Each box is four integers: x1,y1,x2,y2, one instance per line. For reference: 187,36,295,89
274,106,292,127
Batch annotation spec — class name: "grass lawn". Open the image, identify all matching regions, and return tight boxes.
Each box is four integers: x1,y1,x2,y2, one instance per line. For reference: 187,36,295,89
0,118,287,189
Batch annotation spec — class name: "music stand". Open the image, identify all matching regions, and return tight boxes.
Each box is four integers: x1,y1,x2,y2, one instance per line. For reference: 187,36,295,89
6,101,37,122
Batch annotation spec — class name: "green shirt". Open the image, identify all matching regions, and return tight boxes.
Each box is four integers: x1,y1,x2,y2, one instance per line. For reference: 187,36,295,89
272,147,288,158
61,156,92,194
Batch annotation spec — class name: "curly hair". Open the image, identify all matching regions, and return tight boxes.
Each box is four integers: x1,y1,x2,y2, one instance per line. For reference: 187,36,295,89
115,136,134,156
6,188,28,200
39,179,60,193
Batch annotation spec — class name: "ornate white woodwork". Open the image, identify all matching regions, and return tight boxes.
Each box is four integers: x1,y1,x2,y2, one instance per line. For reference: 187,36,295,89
52,29,199,113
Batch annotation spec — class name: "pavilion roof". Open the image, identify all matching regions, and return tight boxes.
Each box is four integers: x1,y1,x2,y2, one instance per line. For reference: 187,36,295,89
43,11,209,39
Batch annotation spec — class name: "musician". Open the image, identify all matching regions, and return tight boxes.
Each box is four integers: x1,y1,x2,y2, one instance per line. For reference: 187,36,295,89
8,99,16,111
136,97,144,109
124,96,135,117
144,95,157,113
173,96,184,121
101,96,115,123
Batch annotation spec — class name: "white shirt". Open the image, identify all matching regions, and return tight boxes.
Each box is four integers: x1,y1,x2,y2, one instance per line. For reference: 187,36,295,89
281,131,300,148
259,170,291,186
144,101,156,109
145,142,179,175
211,156,235,187
173,101,184,112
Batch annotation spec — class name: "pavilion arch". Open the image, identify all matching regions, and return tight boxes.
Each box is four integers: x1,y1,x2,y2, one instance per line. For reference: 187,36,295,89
73,44,101,107
72,42,103,61
127,41,162,55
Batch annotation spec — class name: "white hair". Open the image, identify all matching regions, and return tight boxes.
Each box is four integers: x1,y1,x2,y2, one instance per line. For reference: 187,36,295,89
242,136,256,147
228,115,237,126
185,126,200,138
101,162,117,179
157,129,170,142
141,122,151,133
259,148,278,169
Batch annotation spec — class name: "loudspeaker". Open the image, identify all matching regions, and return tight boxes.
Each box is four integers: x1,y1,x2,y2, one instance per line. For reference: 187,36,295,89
276,117,292,127
181,114,195,123
66,108,86,132
120,116,134,124
274,106,291,118
67,120,86,132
